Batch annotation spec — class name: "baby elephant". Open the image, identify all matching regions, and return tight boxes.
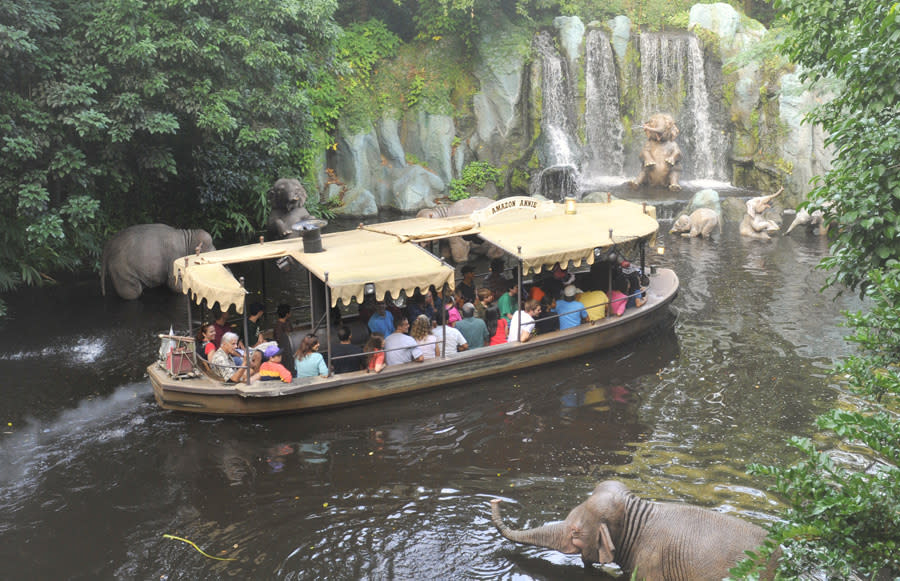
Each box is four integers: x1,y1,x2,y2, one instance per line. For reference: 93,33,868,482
669,208,720,238
491,480,770,581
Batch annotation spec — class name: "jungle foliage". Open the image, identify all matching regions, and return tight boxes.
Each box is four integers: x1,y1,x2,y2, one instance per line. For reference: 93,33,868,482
731,1,900,578
0,0,340,314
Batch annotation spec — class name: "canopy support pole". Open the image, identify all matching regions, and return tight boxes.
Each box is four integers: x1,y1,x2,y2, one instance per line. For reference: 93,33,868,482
325,272,332,372
516,246,523,341
240,277,251,385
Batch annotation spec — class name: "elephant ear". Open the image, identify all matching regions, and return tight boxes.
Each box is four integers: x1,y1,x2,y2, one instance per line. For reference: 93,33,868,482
597,522,615,563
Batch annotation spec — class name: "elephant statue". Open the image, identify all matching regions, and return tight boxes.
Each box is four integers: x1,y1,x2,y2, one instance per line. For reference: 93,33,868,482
670,208,721,238
785,206,827,235
266,178,311,240
101,224,215,300
740,189,782,240
416,196,505,263
628,113,682,191
491,480,771,581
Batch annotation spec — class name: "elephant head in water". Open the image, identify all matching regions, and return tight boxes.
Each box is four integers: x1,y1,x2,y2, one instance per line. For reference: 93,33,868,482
490,480,770,581
101,224,215,300
628,113,683,191
785,206,827,235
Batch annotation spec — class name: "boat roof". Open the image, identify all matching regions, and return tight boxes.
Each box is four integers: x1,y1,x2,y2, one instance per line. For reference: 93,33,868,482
173,198,658,313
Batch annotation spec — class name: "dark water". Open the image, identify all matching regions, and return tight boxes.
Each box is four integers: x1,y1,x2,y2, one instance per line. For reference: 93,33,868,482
0,212,863,580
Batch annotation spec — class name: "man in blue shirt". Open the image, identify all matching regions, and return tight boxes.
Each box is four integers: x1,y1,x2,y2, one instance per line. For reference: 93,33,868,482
553,285,588,330
367,300,395,336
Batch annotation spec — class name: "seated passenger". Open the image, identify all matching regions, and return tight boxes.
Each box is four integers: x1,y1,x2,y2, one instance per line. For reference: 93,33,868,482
475,287,493,319
553,284,588,330
294,334,329,378
485,258,511,299
248,348,264,382
578,289,609,321
455,303,489,349
330,325,364,374
432,307,468,356
258,345,292,382
364,332,386,373
507,299,541,343
410,314,439,360
485,306,508,346
457,265,477,304
609,279,629,317
407,289,436,323
497,280,519,321
384,316,424,365
210,332,247,383
195,322,216,361
443,294,461,326
534,295,559,334
367,300,395,336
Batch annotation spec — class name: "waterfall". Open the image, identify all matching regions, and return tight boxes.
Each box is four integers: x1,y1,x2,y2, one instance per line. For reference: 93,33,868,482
639,32,728,182
584,29,624,177
532,31,581,200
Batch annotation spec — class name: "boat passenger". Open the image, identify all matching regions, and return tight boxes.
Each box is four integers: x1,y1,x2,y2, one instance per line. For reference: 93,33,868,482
273,304,293,345
407,289,436,323
485,306,508,346
457,265,476,303
195,322,216,361
609,278,629,317
507,299,541,343
578,289,609,321
475,287,493,320
534,295,559,334
331,325,364,374
240,302,266,349
258,345,292,382
367,300,395,337
248,348,264,382
364,333,386,373
553,284,588,330
212,308,230,347
210,332,247,383
443,294,461,326
432,307,468,356
497,280,519,321
410,314,439,360
485,258,511,299
294,334,329,378
384,316,424,366
455,302,489,349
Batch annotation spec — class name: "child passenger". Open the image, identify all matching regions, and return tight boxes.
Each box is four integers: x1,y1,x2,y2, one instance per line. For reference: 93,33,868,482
258,345,292,382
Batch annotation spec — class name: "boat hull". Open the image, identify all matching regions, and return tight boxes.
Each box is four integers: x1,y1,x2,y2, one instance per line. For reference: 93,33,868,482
149,269,678,416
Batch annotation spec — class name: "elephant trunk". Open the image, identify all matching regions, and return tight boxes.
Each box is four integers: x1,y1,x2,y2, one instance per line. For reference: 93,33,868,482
490,500,574,553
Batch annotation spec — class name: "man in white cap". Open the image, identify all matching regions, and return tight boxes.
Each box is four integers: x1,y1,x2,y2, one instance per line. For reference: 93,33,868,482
552,284,588,330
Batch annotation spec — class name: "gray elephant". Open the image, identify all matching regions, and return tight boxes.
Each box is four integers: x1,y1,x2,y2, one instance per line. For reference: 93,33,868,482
785,207,827,235
491,480,771,581
416,196,505,263
740,189,782,240
628,113,682,191
267,178,311,240
101,224,215,300
670,208,721,238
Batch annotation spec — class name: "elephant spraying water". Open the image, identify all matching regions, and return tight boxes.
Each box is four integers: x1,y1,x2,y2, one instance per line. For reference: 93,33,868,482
490,480,772,581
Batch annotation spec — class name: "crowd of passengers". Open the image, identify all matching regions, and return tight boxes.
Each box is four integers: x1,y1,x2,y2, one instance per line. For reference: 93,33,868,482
192,257,647,383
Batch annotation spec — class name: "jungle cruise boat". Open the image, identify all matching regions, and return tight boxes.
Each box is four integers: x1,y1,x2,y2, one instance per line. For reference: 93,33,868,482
148,196,678,416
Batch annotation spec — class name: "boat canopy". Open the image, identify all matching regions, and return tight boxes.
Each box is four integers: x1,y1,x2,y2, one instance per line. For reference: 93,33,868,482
172,198,657,313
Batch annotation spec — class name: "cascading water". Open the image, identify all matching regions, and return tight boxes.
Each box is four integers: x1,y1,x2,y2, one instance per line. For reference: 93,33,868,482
639,32,728,182
584,29,624,178
532,32,581,201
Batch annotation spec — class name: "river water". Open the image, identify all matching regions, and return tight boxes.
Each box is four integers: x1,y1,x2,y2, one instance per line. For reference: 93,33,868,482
0,199,864,580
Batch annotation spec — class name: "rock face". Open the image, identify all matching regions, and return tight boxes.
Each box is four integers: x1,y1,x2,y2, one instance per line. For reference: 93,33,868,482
327,4,830,215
